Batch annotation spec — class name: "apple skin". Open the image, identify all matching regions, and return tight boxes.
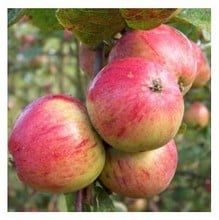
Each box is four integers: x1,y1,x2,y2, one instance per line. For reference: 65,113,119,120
99,140,178,198
8,94,106,193
86,57,184,152
183,102,209,128
191,41,211,88
79,43,95,77
108,24,197,95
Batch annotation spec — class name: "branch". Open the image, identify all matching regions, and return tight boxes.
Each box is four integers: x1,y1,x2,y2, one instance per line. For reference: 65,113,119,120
75,190,83,212
92,42,105,78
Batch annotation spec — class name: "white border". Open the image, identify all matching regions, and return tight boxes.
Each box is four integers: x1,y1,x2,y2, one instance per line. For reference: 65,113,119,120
1,1,219,220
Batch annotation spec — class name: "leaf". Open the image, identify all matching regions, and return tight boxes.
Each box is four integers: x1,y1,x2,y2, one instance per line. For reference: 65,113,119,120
93,186,115,211
64,193,75,212
120,9,179,30
177,122,187,135
178,145,203,163
177,9,210,33
83,203,93,212
56,9,126,47
8,9,26,26
168,9,211,41
25,9,63,32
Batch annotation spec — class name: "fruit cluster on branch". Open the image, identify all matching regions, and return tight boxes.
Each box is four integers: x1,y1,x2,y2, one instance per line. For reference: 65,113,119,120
8,9,211,210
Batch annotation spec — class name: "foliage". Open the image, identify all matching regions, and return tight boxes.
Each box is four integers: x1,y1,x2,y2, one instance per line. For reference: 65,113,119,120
56,9,126,47
168,8,211,42
8,9,211,212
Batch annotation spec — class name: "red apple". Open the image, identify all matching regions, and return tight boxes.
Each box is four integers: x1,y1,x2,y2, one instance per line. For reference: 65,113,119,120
79,43,95,77
183,102,209,128
64,29,72,41
21,34,37,48
9,94,105,193
99,140,178,198
86,58,184,152
204,179,211,192
191,41,211,88
109,24,197,94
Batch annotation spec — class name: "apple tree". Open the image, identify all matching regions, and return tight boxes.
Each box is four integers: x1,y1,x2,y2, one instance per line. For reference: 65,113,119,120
8,8,211,212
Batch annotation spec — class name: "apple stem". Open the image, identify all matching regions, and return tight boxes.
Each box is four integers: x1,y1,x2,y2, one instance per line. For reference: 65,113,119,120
66,42,105,212
92,42,105,78
74,37,86,101
83,184,93,204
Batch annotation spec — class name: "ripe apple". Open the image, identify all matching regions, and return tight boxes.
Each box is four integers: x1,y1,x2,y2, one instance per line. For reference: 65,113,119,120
108,24,197,94
64,29,72,41
204,179,211,192
86,57,184,152
183,102,209,128
79,43,95,77
191,41,211,88
99,140,178,198
9,94,106,193
21,34,37,48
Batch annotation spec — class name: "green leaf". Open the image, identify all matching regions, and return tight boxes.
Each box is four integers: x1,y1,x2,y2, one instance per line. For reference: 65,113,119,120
83,203,93,212
93,186,115,211
177,9,210,33
120,9,179,30
8,9,26,26
178,145,203,163
56,9,126,47
177,122,187,135
25,9,63,32
64,193,75,212
168,9,211,41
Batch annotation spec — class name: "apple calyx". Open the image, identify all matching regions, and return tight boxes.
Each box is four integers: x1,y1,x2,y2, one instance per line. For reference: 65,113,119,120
149,78,162,93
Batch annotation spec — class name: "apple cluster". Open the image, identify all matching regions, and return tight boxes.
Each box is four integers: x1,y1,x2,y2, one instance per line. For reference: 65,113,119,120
9,24,210,199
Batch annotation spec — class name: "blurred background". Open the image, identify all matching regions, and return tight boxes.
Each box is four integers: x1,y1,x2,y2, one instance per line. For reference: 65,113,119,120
8,15,211,212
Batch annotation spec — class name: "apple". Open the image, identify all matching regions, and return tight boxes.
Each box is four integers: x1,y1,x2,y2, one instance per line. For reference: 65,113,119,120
125,198,147,212
108,24,197,94
21,34,37,48
86,57,184,152
204,179,211,192
64,29,72,41
99,140,178,198
8,94,105,193
79,43,95,77
183,102,209,128
191,41,211,88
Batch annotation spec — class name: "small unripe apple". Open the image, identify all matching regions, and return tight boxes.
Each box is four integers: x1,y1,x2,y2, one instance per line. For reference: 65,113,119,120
86,57,184,152
79,43,95,76
99,140,178,198
109,24,197,94
183,102,209,128
125,198,147,212
191,41,211,88
9,94,105,193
